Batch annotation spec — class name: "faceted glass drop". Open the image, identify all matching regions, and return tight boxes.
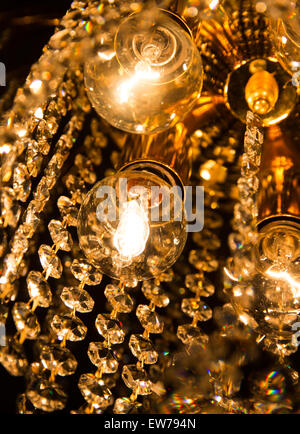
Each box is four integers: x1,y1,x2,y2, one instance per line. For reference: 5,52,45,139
13,163,31,202
51,314,87,342
40,343,77,376
136,305,164,334
177,324,209,346
122,364,152,395
113,397,135,414
88,343,118,373
38,245,62,279
181,298,212,321
129,334,158,364
78,373,113,409
27,271,52,308
27,379,67,412
71,259,102,285
189,250,218,272
0,337,28,376
185,274,215,297
141,281,170,308
95,314,125,344
12,302,40,340
61,287,94,313
48,219,73,251
57,196,78,226
104,284,134,313
16,393,35,414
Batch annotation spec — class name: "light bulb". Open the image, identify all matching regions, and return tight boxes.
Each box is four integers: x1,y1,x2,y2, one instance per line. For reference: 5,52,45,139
113,199,150,259
84,8,203,134
77,165,187,282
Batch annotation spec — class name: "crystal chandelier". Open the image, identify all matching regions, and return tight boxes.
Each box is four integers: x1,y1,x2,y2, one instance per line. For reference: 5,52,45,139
0,0,300,414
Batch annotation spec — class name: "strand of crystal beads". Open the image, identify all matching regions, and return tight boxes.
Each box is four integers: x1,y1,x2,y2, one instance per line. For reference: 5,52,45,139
0,109,86,296
70,281,131,414
232,111,263,247
113,278,170,415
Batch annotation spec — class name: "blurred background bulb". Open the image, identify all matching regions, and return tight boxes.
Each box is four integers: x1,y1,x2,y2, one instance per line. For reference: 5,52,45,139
77,167,187,282
84,8,203,134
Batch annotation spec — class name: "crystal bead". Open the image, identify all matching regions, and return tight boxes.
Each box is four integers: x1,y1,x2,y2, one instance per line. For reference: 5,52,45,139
61,287,94,313
158,268,174,282
11,229,29,255
88,343,118,373
27,379,67,412
122,364,152,395
0,187,21,228
113,397,135,414
189,250,218,272
129,334,158,364
104,284,134,313
57,196,78,226
17,393,34,414
237,176,259,201
12,302,40,340
48,220,73,251
27,271,52,308
141,281,170,308
0,280,18,301
51,314,87,342
13,163,31,202
71,259,102,285
185,274,215,297
181,298,212,321
78,373,113,409
136,305,164,334
0,338,28,376
26,140,43,177
23,202,40,237
0,303,8,323
177,324,209,346
38,245,62,279
192,230,221,250
95,314,125,344
40,343,77,376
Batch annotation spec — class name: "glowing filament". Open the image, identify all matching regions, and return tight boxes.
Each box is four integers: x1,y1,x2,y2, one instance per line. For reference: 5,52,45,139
114,200,150,259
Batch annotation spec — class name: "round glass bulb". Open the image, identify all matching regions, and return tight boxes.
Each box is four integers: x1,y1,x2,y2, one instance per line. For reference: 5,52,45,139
77,168,187,282
84,9,203,134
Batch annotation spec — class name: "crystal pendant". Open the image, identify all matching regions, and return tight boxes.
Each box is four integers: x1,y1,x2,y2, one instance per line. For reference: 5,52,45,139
136,305,164,334
12,302,40,340
113,397,136,414
38,245,62,279
61,287,94,313
51,314,87,342
48,219,73,251
27,379,67,412
71,259,102,285
177,324,209,346
185,274,215,297
0,337,28,376
122,364,152,395
88,343,118,373
16,393,35,414
57,196,78,226
104,284,134,313
141,281,170,307
40,343,77,376
129,334,158,364
95,314,125,344
27,271,52,308
189,250,218,272
181,298,213,321
78,373,113,409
